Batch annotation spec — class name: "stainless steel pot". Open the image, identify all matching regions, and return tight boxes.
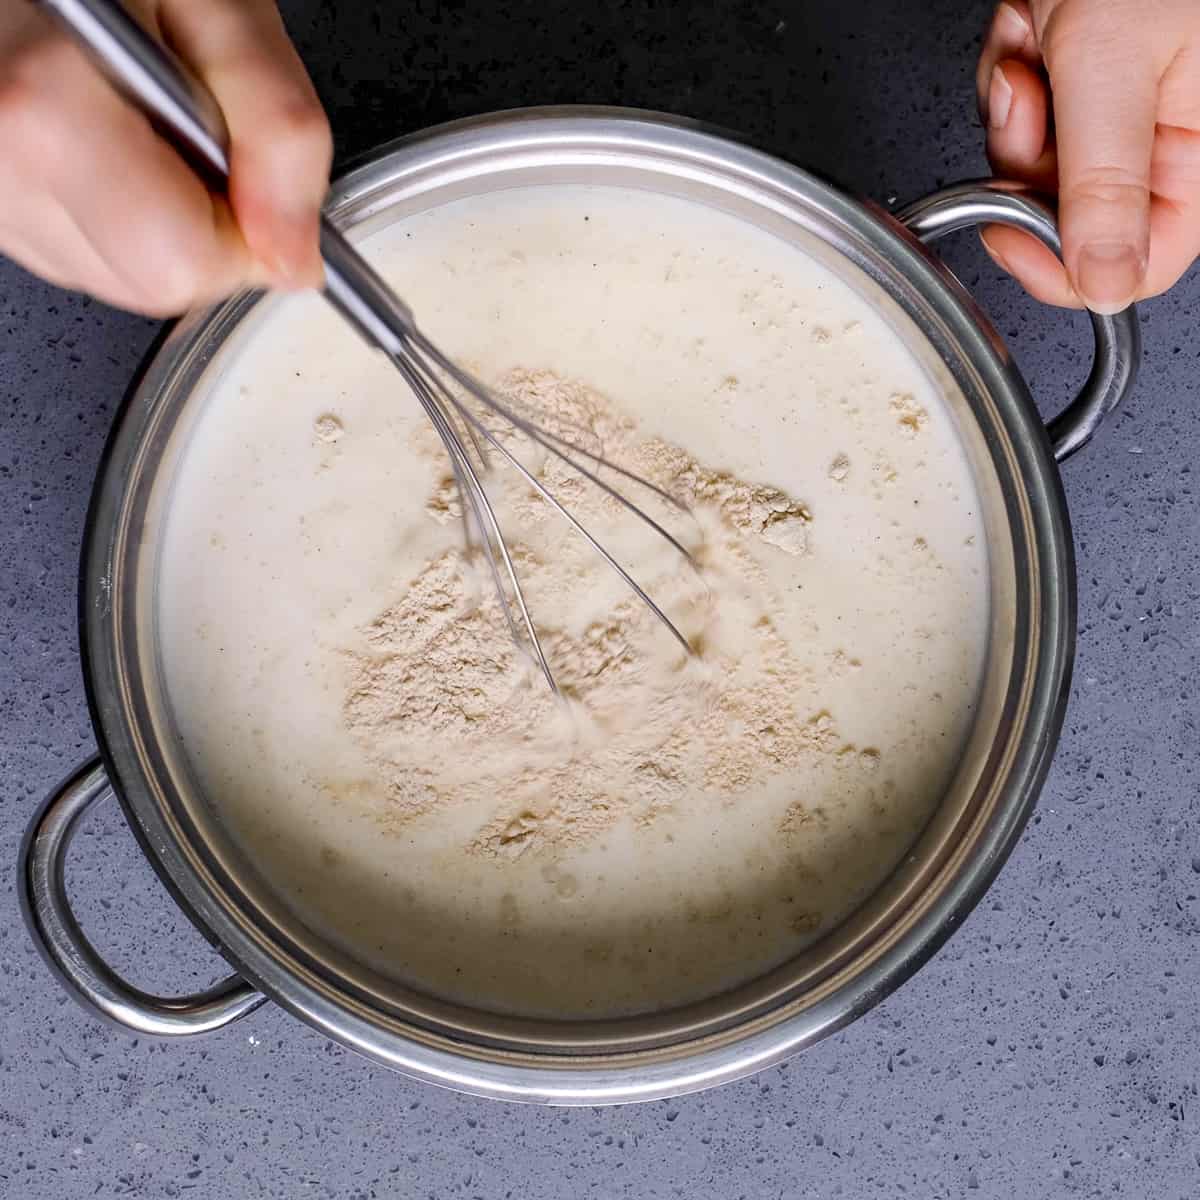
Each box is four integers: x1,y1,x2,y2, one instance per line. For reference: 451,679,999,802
18,108,1140,1105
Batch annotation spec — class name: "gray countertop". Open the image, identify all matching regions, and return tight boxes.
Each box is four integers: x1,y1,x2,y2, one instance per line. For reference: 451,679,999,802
3,1,1199,1196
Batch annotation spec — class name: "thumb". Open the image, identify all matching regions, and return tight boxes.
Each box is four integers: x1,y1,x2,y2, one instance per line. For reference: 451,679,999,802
1042,9,1157,313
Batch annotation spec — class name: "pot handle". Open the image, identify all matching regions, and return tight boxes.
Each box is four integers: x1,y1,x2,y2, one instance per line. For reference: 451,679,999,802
18,758,266,1036
895,181,1141,462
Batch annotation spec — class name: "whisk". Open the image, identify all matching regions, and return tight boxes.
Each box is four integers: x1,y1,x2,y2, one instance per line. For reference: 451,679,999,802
41,0,695,692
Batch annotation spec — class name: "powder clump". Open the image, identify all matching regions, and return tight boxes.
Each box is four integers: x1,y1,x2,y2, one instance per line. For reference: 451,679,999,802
313,412,344,443
341,369,856,856
889,393,927,437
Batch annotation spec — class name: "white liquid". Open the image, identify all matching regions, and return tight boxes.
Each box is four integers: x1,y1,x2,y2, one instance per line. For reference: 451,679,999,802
157,185,989,1018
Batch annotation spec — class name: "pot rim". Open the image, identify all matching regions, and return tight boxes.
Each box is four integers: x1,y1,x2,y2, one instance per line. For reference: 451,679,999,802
76,105,1077,1104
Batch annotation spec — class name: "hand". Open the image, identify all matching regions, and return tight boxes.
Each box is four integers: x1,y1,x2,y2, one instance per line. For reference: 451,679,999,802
976,0,1200,313
0,0,331,315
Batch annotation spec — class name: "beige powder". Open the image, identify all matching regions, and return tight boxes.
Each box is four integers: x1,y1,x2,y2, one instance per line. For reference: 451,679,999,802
156,183,991,1017
342,369,876,859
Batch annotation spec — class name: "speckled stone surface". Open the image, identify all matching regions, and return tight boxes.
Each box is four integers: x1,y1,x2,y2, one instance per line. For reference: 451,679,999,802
3,1,1199,1196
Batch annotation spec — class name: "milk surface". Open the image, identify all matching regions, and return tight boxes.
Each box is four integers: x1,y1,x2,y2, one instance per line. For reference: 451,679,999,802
157,185,989,1017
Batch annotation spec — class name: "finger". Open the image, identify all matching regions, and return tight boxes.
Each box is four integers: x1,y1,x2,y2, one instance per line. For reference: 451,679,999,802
979,57,1074,308
0,34,264,314
1041,7,1159,313
980,226,1081,307
985,58,1058,191
60,100,261,313
982,201,1200,311
0,196,102,293
66,126,260,314
160,0,332,289
1138,125,1200,296
1151,122,1200,202
982,125,1200,309
976,1,1040,124
0,192,168,309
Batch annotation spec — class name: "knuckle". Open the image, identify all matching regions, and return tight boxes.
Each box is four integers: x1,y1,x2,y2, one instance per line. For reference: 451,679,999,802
1066,168,1150,210
260,96,333,166
127,287,190,319
0,36,120,177
4,34,85,100
0,77,45,163
0,42,72,165
0,52,36,111
1041,0,1137,69
137,221,212,312
146,267,201,314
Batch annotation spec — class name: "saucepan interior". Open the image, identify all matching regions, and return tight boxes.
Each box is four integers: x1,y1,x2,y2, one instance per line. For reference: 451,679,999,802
80,110,1069,1098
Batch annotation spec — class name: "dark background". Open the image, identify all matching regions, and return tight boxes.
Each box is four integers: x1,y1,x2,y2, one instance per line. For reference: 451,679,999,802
2,2,1199,1197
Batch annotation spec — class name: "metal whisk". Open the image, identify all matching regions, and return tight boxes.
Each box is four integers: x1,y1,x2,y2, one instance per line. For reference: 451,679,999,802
43,0,695,692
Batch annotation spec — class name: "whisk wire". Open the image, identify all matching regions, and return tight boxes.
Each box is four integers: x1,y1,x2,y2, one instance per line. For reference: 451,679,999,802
410,333,696,555
401,340,696,660
391,353,559,693
34,0,692,697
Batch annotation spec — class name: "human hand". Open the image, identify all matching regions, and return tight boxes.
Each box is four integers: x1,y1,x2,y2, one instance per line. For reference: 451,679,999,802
976,0,1200,313
0,0,331,315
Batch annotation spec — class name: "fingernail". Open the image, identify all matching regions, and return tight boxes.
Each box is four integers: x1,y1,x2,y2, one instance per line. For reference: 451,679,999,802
267,206,325,290
979,229,1012,274
1076,243,1144,314
267,250,323,292
266,254,303,290
988,65,1013,130
997,2,1030,40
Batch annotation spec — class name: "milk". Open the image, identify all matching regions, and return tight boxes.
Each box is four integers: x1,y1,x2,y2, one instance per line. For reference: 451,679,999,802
156,185,988,1018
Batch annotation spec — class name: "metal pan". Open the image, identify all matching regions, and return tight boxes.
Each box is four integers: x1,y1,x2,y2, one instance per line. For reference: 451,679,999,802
19,108,1139,1104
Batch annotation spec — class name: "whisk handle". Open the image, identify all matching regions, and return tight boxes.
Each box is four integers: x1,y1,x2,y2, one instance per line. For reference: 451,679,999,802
36,0,417,352
37,0,232,180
